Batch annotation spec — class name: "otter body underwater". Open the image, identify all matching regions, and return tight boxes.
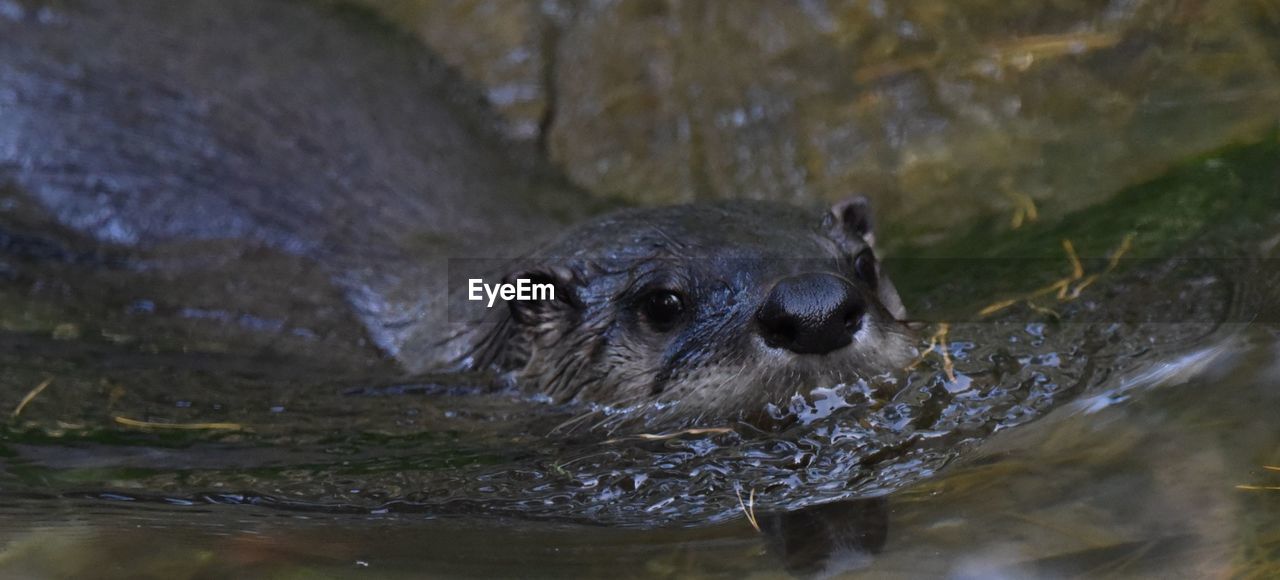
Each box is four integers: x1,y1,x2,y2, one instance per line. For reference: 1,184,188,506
0,0,915,428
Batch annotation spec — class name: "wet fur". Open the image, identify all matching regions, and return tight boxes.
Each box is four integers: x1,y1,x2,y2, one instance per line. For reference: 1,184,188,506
448,201,917,430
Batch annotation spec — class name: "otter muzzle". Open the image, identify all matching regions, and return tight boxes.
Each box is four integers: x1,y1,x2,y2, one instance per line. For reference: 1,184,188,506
756,272,865,355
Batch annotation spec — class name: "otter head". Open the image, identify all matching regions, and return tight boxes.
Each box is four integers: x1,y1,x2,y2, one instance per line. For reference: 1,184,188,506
481,198,915,427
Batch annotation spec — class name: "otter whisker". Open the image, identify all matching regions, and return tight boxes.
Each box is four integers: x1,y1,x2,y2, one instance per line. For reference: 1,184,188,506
550,408,604,434
600,426,734,445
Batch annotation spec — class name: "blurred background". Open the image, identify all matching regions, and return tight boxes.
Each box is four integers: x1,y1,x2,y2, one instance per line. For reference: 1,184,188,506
359,0,1279,242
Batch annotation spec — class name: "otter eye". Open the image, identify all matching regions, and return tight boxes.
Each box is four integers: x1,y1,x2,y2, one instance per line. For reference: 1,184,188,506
853,249,878,287
638,290,686,330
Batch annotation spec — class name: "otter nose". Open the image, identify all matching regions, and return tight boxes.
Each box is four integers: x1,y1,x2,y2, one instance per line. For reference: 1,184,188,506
756,273,864,355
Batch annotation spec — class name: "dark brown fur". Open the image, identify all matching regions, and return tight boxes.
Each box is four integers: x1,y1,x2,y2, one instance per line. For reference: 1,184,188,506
438,201,916,429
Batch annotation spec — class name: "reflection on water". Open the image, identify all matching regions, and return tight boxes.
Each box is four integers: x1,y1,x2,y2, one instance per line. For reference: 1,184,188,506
0,325,1276,578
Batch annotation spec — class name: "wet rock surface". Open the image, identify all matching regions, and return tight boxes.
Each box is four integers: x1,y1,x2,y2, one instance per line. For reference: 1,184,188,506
362,0,1280,242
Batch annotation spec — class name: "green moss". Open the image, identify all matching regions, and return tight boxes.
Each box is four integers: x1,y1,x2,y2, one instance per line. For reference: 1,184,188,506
887,133,1280,317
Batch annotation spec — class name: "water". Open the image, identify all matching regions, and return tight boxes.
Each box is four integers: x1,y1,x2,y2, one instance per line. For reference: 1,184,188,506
1,137,1278,576
0,327,1275,577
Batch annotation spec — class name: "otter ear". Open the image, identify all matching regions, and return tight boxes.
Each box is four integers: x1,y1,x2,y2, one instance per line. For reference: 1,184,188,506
504,266,582,328
829,196,876,247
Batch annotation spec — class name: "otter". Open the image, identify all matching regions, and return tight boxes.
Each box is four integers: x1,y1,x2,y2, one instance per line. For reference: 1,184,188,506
0,0,914,427
435,199,915,426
